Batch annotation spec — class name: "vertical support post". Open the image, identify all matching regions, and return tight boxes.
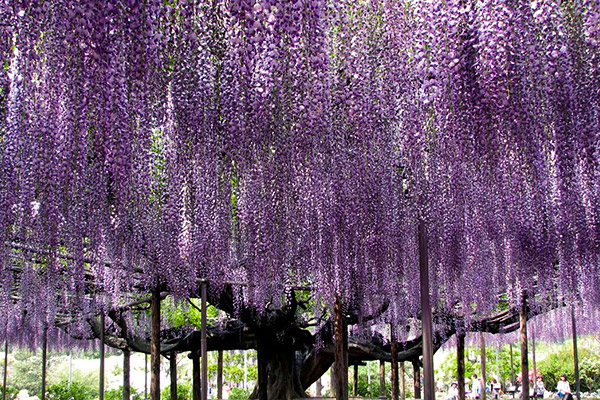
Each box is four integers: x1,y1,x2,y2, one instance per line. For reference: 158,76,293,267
510,343,514,388
41,326,48,400
123,349,131,400
243,350,247,390
400,361,406,400
520,294,529,400
531,326,536,384
334,295,348,400
192,352,201,400
391,328,399,400
217,350,223,399
144,354,148,400
380,360,386,398
412,359,421,400
3,336,8,400
458,332,466,400
201,282,208,400
481,332,486,400
495,345,500,381
68,351,72,386
571,307,580,400
353,364,359,396
151,288,161,400
418,219,434,400
170,352,178,400
368,361,371,386
316,378,323,397
100,313,105,400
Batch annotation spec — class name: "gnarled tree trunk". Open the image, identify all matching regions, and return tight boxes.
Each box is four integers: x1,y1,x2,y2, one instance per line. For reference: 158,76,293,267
249,343,306,399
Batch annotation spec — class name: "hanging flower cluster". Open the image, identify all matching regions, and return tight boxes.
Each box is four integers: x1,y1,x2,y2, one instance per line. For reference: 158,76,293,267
0,0,599,344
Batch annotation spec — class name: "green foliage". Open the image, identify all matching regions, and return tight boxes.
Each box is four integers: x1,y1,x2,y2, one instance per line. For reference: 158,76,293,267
161,383,193,400
9,350,43,394
0,385,19,400
47,381,97,400
537,342,600,393
164,298,220,329
437,344,521,387
105,386,144,400
228,387,251,400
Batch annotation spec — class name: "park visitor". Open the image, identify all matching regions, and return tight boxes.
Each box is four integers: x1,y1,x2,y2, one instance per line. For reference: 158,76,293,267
446,382,459,400
556,374,572,400
470,374,482,399
535,376,545,398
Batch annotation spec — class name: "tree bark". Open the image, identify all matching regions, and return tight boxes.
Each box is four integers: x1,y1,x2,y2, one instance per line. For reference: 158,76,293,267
413,359,421,399
458,333,465,400
151,288,161,400
520,295,529,400
257,346,268,400
217,350,223,399
333,295,348,400
380,360,386,398
419,219,434,400
480,332,486,400
170,352,177,400
249,345,306,399
316,378,322,397
123,349,131,400
571,307,580,400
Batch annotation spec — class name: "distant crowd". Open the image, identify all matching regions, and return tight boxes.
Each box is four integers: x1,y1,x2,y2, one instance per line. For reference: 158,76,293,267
445,373,573,400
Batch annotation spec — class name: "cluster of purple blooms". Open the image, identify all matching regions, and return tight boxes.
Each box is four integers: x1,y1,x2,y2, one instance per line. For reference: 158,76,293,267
0,0,599,348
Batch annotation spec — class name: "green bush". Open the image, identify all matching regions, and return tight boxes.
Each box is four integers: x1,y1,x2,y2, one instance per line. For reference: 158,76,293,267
47,381,96,400
160,383,193,400
228,387,251,400
105,386,144,400
0,385,19,400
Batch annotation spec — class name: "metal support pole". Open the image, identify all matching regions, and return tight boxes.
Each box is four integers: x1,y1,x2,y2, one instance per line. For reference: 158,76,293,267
419,219,434,400
334,295,348,400
571,307,580,400
380,360,386,398
41,326,48,400
170,352,177,400
217,350,223,399
151,288,161,400
3,337,8,400
458,333,466,400
201,281,208,400
481,332,486,400
100,313,105,400
520,295,529,400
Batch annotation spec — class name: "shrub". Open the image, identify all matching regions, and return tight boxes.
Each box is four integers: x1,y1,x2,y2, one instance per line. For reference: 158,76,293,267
47,381,96,400
160,383,193,400
228,387,251,400
106,386,144,400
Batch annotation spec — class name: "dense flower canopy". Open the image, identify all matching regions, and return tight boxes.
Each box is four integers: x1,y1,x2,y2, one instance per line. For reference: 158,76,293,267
0,0,599,342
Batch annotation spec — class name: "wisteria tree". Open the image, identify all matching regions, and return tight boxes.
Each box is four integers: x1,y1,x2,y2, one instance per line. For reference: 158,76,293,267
1,0,599,399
